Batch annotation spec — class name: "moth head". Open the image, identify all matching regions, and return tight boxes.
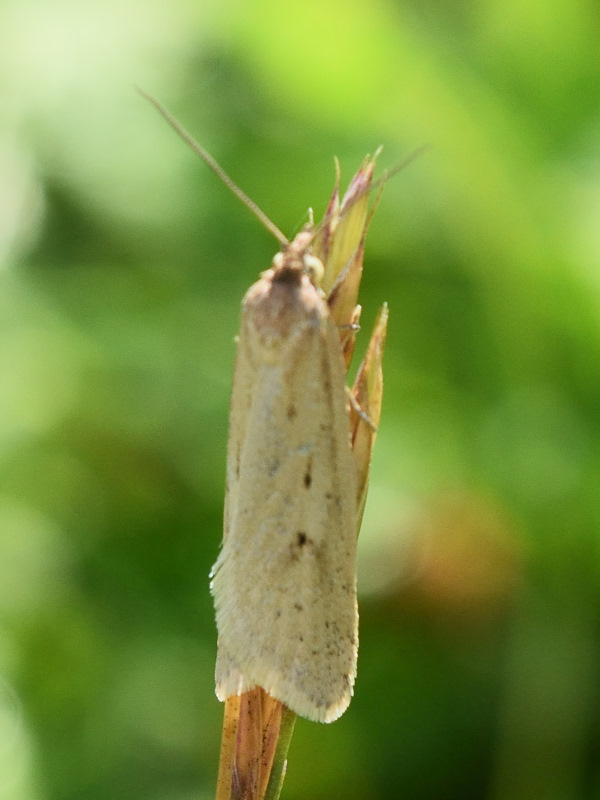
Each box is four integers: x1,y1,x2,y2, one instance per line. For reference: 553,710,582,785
271,230,325,289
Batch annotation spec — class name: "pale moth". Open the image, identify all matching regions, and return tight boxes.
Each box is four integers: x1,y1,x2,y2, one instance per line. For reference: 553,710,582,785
212,224,359,723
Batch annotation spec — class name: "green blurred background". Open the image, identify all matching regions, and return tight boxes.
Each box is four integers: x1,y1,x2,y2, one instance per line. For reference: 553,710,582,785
1,0,600,798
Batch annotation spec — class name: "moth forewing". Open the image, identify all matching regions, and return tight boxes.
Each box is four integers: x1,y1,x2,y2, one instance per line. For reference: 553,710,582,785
211,234,359,723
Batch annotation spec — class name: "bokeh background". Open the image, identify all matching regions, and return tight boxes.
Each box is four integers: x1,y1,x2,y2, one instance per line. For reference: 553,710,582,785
2,0,600,798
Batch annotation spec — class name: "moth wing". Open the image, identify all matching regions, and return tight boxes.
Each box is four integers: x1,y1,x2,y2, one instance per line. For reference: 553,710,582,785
212,281,358,723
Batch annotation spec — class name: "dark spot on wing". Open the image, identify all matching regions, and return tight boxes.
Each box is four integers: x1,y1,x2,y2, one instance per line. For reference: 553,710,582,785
303,463,312,488
289,530,315,560
296,531,307,546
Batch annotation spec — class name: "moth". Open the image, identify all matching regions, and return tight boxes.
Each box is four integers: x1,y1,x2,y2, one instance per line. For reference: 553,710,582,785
211,227,359,723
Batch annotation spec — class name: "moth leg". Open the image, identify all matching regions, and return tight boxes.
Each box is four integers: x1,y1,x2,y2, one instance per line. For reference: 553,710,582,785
346,387,377,431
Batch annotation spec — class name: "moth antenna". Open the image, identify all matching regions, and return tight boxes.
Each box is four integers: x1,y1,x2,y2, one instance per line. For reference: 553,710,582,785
356,144,431,203
137,88,290,248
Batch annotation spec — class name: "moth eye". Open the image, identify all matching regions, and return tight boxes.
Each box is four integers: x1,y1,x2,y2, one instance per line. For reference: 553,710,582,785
304,255,325,288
